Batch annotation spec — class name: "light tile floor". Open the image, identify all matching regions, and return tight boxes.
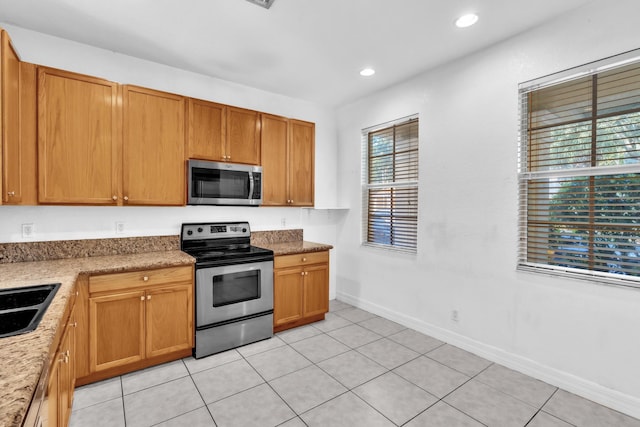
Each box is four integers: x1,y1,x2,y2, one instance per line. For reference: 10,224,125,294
70,300,640,427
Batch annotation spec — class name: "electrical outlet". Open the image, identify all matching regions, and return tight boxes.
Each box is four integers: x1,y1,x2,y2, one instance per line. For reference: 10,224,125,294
451,309,459,322
115,222,125,234
22,223,34,238
281,217,286,227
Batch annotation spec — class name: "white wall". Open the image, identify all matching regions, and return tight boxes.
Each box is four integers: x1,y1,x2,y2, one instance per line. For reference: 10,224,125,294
0,25,343,296
336,0,640,418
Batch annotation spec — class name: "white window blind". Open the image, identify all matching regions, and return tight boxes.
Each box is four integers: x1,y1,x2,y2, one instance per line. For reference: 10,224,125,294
518,51,640,288
362,116,419,252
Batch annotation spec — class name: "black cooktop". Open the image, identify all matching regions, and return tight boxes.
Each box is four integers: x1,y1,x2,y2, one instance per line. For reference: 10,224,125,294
180,222,273,267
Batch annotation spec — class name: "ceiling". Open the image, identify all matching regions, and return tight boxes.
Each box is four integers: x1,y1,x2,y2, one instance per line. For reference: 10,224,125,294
0,0,593,107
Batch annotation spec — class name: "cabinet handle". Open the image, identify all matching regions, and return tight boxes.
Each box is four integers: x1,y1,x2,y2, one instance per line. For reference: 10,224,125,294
112,195,118,201
7,191,14,197
140,296,145,301
124,196,129,201
147,295,151,300
72,322,78,328
143,276,149,282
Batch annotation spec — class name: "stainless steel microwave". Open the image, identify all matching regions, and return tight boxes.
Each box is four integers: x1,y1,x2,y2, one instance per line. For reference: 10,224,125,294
187,159,262,206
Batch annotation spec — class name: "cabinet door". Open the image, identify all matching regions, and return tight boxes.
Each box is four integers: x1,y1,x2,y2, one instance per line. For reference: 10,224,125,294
273,267,304,326
1,31,20,203
288,120,314,206
38,68,120,204
226,106,260,165
122,86,185,205
261,114,288,206
43,355,60,427
58,323,72,427
188,98,226,161
145,283,193,358
89,290,145,372
303,263,329,318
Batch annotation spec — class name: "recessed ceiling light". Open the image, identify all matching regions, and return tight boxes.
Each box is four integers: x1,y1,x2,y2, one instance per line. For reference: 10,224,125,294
360,68,376,77
455,13,479,28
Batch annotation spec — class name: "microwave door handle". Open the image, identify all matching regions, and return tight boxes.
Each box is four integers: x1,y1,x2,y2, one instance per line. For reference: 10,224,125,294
248,173,255,198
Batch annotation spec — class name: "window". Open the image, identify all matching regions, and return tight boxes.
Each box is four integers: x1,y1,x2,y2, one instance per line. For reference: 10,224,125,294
362,116,419,252
518,51,640,287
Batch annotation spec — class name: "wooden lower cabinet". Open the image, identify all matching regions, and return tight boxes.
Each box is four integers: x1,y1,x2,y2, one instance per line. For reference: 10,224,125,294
273,251,329,332
42,292,76,427
90,289,145,372
78,265,194,384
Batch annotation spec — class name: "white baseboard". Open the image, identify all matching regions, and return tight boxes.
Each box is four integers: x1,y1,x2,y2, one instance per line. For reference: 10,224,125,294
335,291,640,420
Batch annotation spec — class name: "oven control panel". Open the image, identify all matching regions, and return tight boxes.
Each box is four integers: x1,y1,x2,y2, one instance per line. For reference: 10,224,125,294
181,222,251,240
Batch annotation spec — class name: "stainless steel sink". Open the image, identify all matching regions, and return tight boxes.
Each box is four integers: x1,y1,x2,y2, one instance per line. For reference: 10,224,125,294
0,283,60,338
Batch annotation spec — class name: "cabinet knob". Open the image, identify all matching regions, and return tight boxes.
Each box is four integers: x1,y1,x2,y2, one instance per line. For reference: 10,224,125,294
112,195,118,201
7,191,14,196
73,322,78,328
290,200,294,204
140,296,145,301
302,257,307,262
300,272,304,276
143,276,149,282
147,295,151,300
305,272,309,276
124,196,129,201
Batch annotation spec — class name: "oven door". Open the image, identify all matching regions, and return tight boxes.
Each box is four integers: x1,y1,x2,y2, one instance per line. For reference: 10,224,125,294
195,260,273,327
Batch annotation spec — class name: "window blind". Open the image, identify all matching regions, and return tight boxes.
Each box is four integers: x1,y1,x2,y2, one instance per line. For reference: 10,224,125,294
518,53,640,287
363,116,419,252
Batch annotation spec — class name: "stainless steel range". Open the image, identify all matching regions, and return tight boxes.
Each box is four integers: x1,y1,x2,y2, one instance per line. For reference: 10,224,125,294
180,222,274,359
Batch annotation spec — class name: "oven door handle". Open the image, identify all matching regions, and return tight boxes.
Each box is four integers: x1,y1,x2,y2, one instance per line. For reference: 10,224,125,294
248,172,255,198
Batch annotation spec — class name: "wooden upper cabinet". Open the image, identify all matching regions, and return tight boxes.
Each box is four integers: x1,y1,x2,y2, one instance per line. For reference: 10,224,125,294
187,100,260,165
261,114,288,206
38,67,120,204
122,85,185,205
262,115,315,207
188,98,226,161
226,106,260,165
288,120,314,207
1,31,35,205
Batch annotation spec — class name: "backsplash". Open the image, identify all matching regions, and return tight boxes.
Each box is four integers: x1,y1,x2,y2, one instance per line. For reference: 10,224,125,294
0,235,180,263
251,229,303,246
0,229,304,263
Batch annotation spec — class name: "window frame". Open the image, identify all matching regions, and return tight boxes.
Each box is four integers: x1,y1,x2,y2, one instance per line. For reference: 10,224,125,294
362,115,419,253
518,49,640,289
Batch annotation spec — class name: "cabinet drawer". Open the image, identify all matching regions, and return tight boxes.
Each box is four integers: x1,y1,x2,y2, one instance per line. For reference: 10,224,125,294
89,266,193,294
275,251,328,269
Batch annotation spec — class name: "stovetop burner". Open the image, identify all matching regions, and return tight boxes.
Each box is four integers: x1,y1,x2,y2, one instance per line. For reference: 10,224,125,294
180,221,274,267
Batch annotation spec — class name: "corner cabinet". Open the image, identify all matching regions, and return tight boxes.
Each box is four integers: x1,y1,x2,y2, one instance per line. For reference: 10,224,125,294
1,31,36,205
273,251,329,332
122,86,186,205
37,67,120,205
79,266,193,383
261,114,314,206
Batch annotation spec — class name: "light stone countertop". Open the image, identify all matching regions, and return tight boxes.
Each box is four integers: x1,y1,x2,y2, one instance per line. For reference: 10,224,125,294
0,250,194,427
255,240,333,256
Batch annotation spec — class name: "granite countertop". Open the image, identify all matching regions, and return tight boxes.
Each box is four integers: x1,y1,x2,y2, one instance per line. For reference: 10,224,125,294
257,240,333,256
0,250,194,427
